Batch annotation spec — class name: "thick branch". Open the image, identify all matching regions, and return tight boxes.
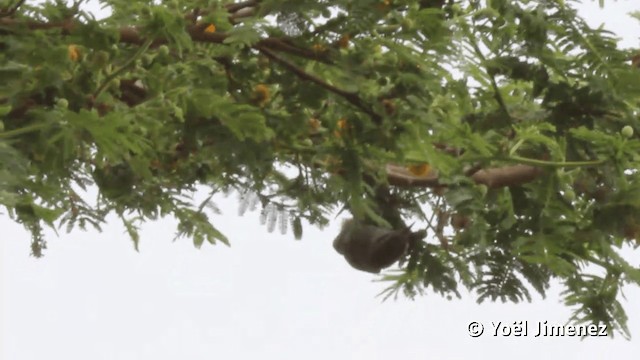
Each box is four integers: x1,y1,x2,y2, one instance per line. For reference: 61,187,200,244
225,0,259,13
386,164,441,187
470,165,543,188
386,163,543,189
0,15,328,63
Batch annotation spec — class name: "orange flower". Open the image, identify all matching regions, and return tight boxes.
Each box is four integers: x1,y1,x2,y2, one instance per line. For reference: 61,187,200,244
68,44,80,61
381,99,395,115
308,118,321,132
375,0,392,11
337,34,350,49
325,156,343,175
334,118,348,138
632,54,640,68
407,163,431,176
204,24,216,33
253,84,270,106
312,43,326,53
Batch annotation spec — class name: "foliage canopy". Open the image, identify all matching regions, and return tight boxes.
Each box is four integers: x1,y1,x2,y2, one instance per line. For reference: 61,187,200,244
2,0,640,338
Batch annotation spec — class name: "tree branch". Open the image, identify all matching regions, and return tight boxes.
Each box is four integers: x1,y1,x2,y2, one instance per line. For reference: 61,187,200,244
386,163,544,189
0,16,333,63
257,38,331,63
256,46,383,123
224,0,260,13
0,0,25,18
470,164,543,188
0,5,547,191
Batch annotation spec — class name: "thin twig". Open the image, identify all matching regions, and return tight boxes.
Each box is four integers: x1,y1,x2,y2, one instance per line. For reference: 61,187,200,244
0,0,26,18
257,46,382,123
93,38,153,100
461,22,512,120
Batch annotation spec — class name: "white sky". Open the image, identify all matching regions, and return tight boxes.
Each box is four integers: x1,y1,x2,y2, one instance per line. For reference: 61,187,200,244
3,1,640,359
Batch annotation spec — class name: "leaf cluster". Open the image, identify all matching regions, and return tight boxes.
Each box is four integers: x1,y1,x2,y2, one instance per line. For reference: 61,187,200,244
2,0,640,337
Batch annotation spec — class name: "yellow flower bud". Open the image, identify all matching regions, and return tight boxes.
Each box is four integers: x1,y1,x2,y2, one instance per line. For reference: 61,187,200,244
407,163,431,176
204,24,216,33
68,44,80,62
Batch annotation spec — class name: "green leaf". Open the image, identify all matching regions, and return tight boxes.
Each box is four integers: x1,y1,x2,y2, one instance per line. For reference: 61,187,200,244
0,105,11,117
225,111,273,142
223,25,262,47
31,204,65,227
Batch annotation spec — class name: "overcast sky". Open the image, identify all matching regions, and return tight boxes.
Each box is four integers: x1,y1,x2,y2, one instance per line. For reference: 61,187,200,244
3,1,640,359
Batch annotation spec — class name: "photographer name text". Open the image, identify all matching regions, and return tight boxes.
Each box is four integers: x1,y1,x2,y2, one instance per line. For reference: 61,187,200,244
467,321,608,337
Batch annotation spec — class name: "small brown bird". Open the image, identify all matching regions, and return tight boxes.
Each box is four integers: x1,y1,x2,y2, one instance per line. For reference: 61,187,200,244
333,219,425,273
